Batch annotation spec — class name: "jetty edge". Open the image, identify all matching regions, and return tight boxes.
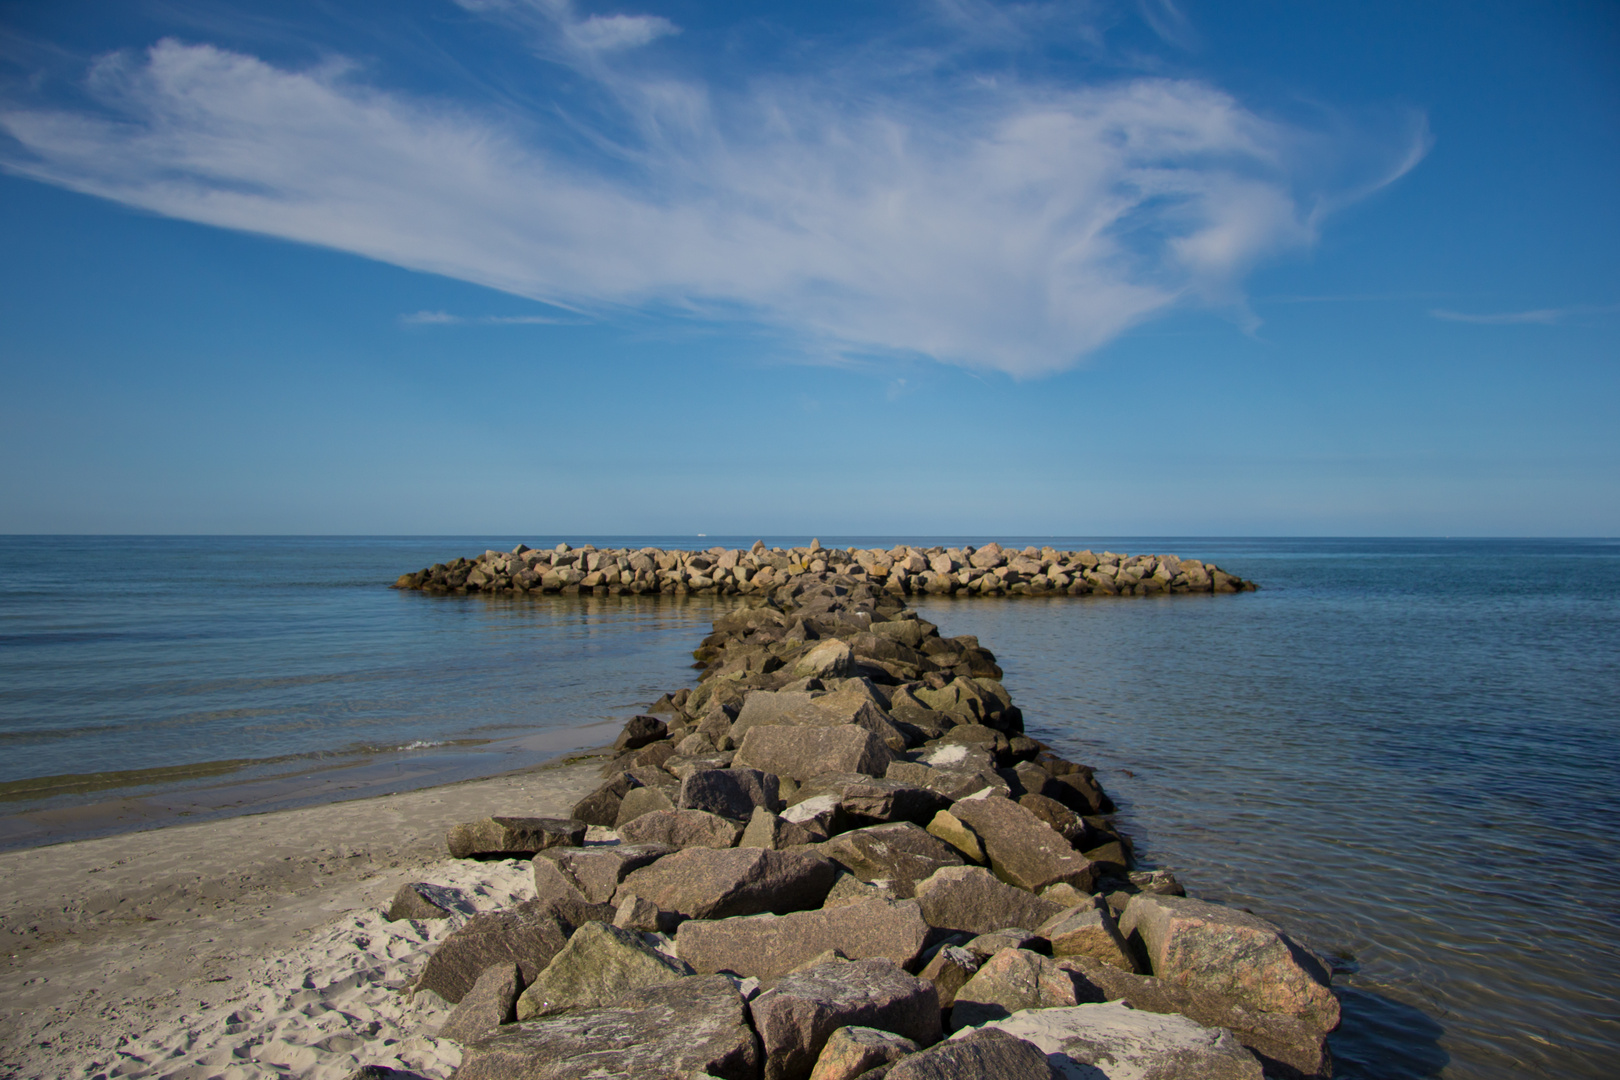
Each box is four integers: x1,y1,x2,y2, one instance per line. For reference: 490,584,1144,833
399,567,1332,1080
393,541,1257,598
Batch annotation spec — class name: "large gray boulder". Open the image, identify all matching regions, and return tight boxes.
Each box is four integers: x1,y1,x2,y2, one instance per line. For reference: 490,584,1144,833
572,772,641,827
752,959,941,1080
679,767,783,820
438,961,522,1044
914,866,1064,936
1037,901,1135,973
793,774,951,827
917,945,979,1009
617,808,744,849
1118,894,1339,1032
791,639,857,680
808,1025,920,1080
884,1027,1057,1079
614,845,836,921
974,1001,1263,1080
514,921,693,1019
820,823,964,898
678,898,933,979
540,843,674,903
385,881,464,922
735,725,895,782
415,900,572,1003
447,817,587,859
948,948,1087,1030
740,806,828,849
455,974,761,1080
530,857,616,928
614,785,676,827
613,714,668,751
1057,954,1333,1079
948,797,1095,893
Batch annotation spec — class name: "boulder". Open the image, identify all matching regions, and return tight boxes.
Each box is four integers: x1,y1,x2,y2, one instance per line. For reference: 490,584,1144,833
1057,954,1333,1079
455,974,761,1080
385,881,462,922
885,1027,1057,1079
824,871,901,908
740,806,828,849
925,811,985,863
541,843,674,903
779,794,845,837
1016,794,1093,848
447,817,587,860
572,773,641,827
678,898,932,979
913,865,1063,938
617,808,744,849
680,767,783,820
530,857,616,928
752,960,941,1080
917,945,979,1009
948,797,1095,893
974,1001,1262,1080
793,639,857,680
612,893,679,935
963,929,1046,962
515,921,694,1019
794,774,950,827
888,761,1011,802
735,725,896,782
614,845,836,921
613,714,668,751
1037,902,1135,972
1118,894,1339,1031
820,823,964,898
948,948,1086,1030
614,785,676,827
808,1025,920,1080
438,961,522,1044
415,901,572,1003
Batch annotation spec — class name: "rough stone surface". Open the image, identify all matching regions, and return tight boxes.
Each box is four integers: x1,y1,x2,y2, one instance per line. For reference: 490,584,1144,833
415,900,572,1003
385,881,462,922
541,843,674,903
925,811,985,863
885,1027,1057,1079
914,865,1064,936
572,773,641,828
438,961,522,1044
1118,894,1339,1032
964,930,1047,961
614,785,676,827
807,1025,920,1080
614,845,836,921
455,974,762,1080
918,945,979,1008
792,639,857,680
740,806,828,849
617,808,745,850
823,871,901,908
752,960,942,1080
515,921,693,1019
977,1001,1263,1080
530,856,616,928
678,898,933,979
447,817,587,860
680,767,783,821
614,714,668,751
820,823,965,899
949,948,1085,1030
948,798,1096,893
1038,902,1136,973
1057,954,1332,1079
735,725,896,782
796,775,951,828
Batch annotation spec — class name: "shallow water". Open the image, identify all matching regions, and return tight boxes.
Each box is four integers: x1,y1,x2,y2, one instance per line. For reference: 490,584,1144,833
1,535,1615,1077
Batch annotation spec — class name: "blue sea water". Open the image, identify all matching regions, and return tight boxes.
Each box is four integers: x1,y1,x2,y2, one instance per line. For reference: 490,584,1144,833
0,535,1616,1079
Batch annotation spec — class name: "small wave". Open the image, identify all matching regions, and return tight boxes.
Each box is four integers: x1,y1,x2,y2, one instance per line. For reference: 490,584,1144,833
393,739,448,751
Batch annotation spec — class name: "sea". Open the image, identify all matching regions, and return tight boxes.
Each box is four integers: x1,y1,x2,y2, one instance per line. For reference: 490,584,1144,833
0,535,1615,1079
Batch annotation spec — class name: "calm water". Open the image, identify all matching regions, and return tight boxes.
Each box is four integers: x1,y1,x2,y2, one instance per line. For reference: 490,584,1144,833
1,536,1616,1078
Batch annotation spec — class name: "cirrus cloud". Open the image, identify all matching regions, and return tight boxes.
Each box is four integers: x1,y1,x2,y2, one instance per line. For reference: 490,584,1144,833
0,7,1427,377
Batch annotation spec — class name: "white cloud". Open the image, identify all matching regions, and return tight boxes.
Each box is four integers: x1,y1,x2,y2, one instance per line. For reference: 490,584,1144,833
0,23,1425,377
571,13,678,52
1430,305,1616,325
401,310,463,324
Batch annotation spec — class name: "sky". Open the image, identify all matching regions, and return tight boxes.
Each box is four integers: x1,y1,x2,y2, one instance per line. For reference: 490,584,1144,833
1,0,1615,536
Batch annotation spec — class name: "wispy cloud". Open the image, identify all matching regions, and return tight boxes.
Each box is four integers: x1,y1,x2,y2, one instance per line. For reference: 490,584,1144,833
0,5,1426,377
401,310,576,326
1430,304,1618,325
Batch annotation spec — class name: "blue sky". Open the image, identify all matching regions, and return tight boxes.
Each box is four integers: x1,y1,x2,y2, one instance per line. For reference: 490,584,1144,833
1,0,1615,536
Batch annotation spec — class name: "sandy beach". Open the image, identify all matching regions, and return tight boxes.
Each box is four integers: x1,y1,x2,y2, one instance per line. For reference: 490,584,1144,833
0,753,606,1080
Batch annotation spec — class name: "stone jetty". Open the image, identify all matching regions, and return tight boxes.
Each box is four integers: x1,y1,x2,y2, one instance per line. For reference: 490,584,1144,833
394,541,1257,598
389,567,1331,1080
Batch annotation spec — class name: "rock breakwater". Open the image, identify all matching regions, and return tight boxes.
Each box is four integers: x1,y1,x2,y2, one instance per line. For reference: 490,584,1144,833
394,541,1257,598
387,568,1330,1080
